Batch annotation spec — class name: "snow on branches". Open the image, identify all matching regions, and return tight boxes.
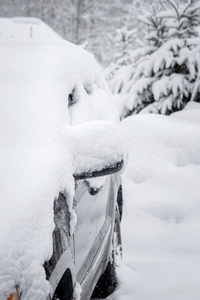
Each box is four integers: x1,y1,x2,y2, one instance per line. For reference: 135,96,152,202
108,0,200,118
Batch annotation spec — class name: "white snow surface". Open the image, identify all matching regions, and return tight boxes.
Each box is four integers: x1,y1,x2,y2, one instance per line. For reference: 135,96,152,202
69,121,125,176
0,18,121,300
171,102,200,124
108,108,200,300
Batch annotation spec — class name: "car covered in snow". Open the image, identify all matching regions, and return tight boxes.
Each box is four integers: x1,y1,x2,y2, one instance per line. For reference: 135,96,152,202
0,18,125,300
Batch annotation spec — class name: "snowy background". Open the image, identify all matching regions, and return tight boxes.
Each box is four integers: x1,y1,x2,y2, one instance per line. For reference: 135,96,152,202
108,102,200,300
1,0,200,299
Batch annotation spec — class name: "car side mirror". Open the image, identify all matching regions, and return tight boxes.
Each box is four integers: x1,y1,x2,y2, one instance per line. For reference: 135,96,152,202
68,121,125,180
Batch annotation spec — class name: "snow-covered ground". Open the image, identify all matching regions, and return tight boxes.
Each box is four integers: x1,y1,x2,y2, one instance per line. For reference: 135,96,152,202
108,103,200,300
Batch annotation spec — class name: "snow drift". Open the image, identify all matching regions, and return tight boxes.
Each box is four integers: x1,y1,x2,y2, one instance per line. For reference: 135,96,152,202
109,104,200,300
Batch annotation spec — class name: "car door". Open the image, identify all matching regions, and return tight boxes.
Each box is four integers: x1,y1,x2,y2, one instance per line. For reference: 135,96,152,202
74,175,112,283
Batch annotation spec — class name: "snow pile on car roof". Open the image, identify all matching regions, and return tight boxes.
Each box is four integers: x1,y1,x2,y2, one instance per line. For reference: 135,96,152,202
114,105,200,300
0,20,121,299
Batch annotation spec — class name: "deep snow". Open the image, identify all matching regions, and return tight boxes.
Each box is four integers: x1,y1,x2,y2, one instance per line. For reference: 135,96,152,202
108,103,200,300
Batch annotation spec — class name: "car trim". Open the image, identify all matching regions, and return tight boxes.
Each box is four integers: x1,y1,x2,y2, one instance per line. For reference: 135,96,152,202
48,217,112,300
48,240,76,298
47,174,120,299
78,219,112,300
74,160,124,180
77,216,111,284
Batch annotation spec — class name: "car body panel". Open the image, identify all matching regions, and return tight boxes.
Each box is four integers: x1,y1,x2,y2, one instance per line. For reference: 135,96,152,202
45,173,120,299
74,177,110,274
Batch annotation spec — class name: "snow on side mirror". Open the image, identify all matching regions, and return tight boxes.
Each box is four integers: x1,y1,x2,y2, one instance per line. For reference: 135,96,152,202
68,121,125,180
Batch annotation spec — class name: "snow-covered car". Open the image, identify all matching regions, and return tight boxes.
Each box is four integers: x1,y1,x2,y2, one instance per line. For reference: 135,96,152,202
0,18,125,300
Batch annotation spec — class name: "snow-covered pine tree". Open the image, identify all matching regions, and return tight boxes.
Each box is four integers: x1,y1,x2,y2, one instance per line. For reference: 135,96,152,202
104,26,137,94
104,0,150,112
118,0,200,117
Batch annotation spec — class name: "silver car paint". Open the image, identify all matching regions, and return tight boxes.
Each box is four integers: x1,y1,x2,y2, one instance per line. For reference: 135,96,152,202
47,173,120,299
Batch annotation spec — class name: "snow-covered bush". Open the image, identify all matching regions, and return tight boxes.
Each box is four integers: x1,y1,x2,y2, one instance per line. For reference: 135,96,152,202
109,0,200,118
104,0,151,93
104,27,137,89
104,26,143,117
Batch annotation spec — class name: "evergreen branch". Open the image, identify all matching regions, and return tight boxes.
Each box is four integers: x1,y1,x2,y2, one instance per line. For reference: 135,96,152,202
158,15,179,20
181,13,200,24
183,2,192,14
165,25,179,30
138,16,154,27
153,5,157,17
192,17,200,25
160,0,168,11
167,0,180,19
192,14,200,20
148,16,158,28
188,6,200,15
187,7,200,16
